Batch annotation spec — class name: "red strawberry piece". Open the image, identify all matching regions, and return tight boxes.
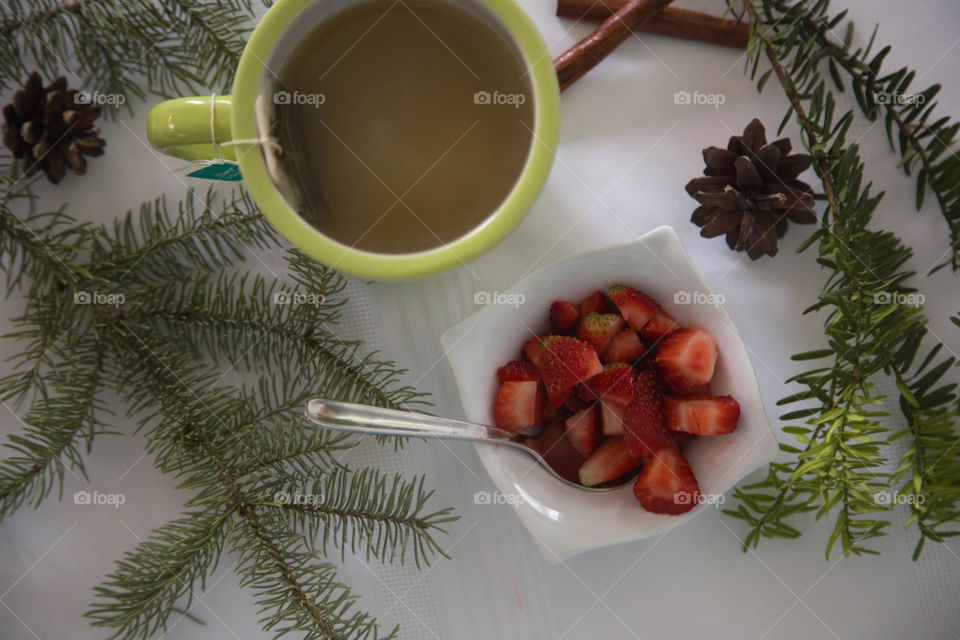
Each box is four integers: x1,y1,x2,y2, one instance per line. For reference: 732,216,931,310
579,438,641,487
497,360,539,385
538,336,603,407
622,370,676,457
523,335,547,367
578,290,609,316
664,395,740,435
603,330,646,364
494,380,540,432
524,424,585,484
654,328,718,392
600,400,627,435
576,312,625,356
550,300,580,333
607,284,660,330
565,407,599,457
580,363,636,406
563,392,593,414
632,446,700,515
639,308,681,342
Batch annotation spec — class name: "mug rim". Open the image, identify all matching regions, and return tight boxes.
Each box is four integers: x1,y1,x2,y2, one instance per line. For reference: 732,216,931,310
231,0,560,280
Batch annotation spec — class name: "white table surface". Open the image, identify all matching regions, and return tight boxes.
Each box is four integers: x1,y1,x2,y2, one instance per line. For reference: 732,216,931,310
2,1,960,639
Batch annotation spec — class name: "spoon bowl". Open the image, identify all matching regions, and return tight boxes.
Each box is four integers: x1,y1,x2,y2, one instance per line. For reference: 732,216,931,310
304,399,631,492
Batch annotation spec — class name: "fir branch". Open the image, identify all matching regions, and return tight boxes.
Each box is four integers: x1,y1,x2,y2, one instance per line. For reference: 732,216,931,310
759,0,960,271
0,0,258,115
725,0,960,559
0,183,453,639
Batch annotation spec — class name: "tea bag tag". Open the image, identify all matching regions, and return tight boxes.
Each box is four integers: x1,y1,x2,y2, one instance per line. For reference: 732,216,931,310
186,163,242,181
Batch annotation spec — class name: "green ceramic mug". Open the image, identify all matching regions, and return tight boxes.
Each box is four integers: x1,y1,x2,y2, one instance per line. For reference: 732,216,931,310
146,0,560,281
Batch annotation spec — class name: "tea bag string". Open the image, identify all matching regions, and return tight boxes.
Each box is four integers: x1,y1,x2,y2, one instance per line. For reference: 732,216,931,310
169,92,281,175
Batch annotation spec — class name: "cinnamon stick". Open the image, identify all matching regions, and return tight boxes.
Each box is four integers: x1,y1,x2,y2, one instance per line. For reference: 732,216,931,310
557,0,748,50
557,0,750,49
554,0,675,92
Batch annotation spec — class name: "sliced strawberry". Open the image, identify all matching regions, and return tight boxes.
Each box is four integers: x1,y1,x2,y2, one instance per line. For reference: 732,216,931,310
576,312,624,356
578,290,609,316
550,300,580,333
600,400,627,435
622,370,676,457
632,446,700,515
607,284,660,330
538,336,603,407
524,424,584,484
565,407,599,457
523,335,547,367
580,363,636,406
654,328,718,392
664,395,740,435
604,330,646,364
497,360,539,385
494,380,540,431
579,438,641,487
639,308,681,342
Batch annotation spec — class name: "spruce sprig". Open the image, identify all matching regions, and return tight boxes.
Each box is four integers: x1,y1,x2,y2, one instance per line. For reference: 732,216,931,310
0,185,454,639
0,0,257,116
755,0,960,272
724,0,960,559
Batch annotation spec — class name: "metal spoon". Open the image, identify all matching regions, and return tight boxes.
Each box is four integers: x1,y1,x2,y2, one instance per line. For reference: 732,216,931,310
305,399,630,492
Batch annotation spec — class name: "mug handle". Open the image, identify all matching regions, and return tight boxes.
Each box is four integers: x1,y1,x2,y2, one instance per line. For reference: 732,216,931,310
146,96,236,162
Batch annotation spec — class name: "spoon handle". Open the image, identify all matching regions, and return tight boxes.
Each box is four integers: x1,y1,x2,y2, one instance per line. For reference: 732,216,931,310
305,399,518,444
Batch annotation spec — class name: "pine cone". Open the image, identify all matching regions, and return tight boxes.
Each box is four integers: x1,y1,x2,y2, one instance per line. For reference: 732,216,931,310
2,72,106,184
685,118,817,259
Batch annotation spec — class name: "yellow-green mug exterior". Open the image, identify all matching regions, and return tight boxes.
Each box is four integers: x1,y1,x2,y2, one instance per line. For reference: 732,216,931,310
146,0,560,281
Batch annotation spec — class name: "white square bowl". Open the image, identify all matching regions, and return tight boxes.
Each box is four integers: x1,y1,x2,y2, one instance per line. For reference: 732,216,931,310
440,226,778,562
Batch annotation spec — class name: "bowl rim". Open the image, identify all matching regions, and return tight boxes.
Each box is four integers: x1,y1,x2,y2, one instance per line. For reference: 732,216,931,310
440,226,780,561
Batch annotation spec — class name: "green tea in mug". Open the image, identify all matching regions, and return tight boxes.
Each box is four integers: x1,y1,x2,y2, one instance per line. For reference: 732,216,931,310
270,0,535,254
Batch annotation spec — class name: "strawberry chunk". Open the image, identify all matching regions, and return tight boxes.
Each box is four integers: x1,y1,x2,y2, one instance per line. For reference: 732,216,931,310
523,335,547,367
623,370,677,457
632,446,700,515
497,360,539,385
538,336,603,407
579,290,609,316
580,363,636,406
639,308,681,343
654,328,718,392
565,407,599,457
550,300,580,333
607,284,660,330
664,395,740,435
603,330,646,364
579,438,641,487
600,400,627,435
494,380,540,432
576,313,625,356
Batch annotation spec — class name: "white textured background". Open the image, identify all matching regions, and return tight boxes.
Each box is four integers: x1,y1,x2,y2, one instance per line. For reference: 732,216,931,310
2,0,960,638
